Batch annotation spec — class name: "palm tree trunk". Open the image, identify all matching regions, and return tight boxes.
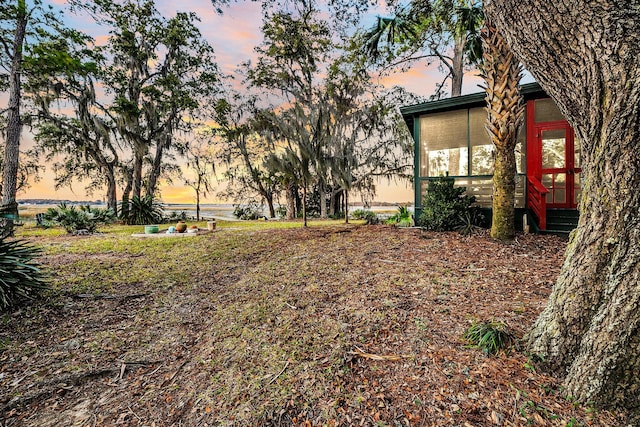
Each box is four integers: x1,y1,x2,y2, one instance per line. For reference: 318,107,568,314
481,20,524,242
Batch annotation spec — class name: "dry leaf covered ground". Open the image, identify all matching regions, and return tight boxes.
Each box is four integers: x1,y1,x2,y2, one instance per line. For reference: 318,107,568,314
0,223,629,426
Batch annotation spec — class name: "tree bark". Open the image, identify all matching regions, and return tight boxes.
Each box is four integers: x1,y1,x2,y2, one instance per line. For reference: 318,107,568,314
132,147,144,200
485,0,640,410
146,139,165,199
344,190,349,224
319,180,328,219
285,182,296,220
302,178,308,227
1,0,27,238
195,189,200,221
481,21,524,242
120,168,133,220
105,172,117,213
265,192,275,219
450,34,465,97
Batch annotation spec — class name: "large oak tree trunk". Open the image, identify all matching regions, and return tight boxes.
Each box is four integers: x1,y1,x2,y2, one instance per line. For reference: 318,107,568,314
481,21,524,242
485,0,640,410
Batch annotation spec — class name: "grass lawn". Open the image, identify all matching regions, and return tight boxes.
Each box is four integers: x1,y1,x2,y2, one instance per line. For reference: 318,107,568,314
0,222,627,426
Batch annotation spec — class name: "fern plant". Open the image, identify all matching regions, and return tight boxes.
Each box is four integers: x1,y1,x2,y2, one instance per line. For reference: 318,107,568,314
0,238,48,310
463,320,514,355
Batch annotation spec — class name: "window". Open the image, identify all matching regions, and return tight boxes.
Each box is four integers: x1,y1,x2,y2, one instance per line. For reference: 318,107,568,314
469,107,493,175
534,98,564,123
417,104,527,209
420,110,468,177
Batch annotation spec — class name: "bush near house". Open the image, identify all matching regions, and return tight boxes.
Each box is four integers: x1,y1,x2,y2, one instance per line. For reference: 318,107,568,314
418,176,477,231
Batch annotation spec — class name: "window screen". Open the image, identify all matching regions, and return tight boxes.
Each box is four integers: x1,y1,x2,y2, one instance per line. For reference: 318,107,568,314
534,98,564,123
469,107,493,175
420,110,469,177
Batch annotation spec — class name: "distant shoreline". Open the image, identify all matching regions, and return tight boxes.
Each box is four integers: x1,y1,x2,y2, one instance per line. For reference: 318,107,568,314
18,199,413,207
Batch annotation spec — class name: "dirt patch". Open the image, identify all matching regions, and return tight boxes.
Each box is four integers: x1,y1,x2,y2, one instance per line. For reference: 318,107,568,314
0,226,627,426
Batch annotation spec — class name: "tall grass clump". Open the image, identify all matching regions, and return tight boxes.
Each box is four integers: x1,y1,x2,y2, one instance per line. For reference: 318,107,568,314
463,320,514,355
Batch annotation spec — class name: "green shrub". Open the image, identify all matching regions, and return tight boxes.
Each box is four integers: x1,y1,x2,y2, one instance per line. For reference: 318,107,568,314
233,203,262,220
120,196,164,225
386,206,413,227
0,237,48,310
166,210,188,223
351,209,379,224
419,176,476,231
463,320,514,355
275,205,288,219
43,203,115,233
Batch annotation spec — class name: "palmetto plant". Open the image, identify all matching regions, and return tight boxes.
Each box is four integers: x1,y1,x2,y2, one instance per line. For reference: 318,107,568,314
0,237,48,310
120,195,164,225
43,203,115,233
386,205,413,227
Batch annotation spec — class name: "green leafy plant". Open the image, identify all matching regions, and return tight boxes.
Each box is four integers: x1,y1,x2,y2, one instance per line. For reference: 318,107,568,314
0,237,48,310
463,320,514,355
419,176,476,231
386,205,413,227
120,196,164,225
233,203,262,220
166,210,188,223
43,203,115,233
351,209,379,225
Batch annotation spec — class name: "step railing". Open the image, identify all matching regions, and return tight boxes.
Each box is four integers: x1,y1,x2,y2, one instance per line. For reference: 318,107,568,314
527,176,550,230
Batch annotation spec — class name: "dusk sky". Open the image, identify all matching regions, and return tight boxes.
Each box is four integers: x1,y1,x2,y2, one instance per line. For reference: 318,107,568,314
22,0,500,205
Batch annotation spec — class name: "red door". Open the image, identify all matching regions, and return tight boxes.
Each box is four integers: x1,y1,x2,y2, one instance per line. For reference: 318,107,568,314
536,123,581,208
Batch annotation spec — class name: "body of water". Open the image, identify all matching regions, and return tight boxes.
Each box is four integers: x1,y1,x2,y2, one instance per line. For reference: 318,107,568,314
17,201,411,221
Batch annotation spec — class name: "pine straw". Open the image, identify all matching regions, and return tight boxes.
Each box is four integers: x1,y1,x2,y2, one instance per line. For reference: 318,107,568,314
0,225,629,426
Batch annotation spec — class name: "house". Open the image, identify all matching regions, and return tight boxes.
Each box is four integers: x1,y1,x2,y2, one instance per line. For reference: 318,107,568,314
400,82,580,234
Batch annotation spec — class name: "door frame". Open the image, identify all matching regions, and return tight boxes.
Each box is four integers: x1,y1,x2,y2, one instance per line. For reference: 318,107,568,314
537,122,577,208
526,106,579,209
